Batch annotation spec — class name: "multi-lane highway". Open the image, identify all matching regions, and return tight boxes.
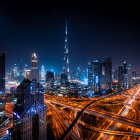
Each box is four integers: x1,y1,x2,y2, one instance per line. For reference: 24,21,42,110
1,85,140,140
45,86,140,140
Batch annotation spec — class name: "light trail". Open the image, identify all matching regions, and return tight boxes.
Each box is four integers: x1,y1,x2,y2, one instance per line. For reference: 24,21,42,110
1,86,140,140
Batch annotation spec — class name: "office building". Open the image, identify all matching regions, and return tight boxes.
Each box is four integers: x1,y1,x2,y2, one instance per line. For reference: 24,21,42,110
61,73,68,87
12,79,47,140
46,71,54,88
41,65,45,81
30,53,39,81
25,70,31,80
13,64,17,80
118,61,132,90
88,58,112,93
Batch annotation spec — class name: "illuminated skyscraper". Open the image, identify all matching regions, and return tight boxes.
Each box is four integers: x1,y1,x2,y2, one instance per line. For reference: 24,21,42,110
118,61,132,91
63,20,69,79
19,63,24,81
25,69,31,80
31,53,39,81
12,79,47,140
101,58,112,91
46,71,54,88
41,65,45,81
88,58,112,93
13,64,17,80
24,64,28,77
0,52,5,94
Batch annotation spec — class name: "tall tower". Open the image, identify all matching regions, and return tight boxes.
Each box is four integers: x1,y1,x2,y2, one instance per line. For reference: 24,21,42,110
63,20,69,79
31,52,39,81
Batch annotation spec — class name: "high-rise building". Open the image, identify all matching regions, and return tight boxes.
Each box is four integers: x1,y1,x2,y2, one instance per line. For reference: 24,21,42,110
63,20,69,79
92,59,102,93
46,71,54,88
19,64,23,77
31,53,39,81
118,61,132,91
12,79,47,140
101,58,112,90
88,62,94,87
41,65,45,81
19,63,24,81
118,65,124,91
25,69,31,80
61,73,69,87
127,64,132,89
0,52,5,94
24,64,28,77
13,64,17,80
88,58,112,93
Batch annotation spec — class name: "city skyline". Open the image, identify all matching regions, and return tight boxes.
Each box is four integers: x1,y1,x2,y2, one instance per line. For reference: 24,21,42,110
0,1,140,72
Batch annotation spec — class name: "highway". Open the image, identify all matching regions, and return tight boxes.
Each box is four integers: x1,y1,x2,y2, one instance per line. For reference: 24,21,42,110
1,85,140,140
45,86,140,140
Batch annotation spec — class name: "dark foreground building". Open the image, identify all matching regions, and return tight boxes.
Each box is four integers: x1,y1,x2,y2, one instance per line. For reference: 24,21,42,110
11,79,47,140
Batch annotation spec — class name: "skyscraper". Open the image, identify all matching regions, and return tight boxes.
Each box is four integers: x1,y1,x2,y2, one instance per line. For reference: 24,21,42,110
12,79,47,140
41,65,45,81
118,65,124,91
63,20,69,79
101,58,112,91
0,52,5,94
88,58,112,93
19,63,24,81
46,71,54,88
19,64,23,78
25,69,31,80
118,61,132,90
31,53,39,81
24,64,28,77
13,64,17,80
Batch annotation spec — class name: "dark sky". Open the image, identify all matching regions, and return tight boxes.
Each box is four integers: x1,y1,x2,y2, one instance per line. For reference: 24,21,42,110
0,0,140,73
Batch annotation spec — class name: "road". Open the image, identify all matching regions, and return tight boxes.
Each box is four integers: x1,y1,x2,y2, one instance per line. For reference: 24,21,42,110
1,86,140,140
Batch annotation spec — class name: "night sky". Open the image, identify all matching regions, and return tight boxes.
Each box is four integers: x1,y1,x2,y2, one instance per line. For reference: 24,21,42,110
0,1,140,73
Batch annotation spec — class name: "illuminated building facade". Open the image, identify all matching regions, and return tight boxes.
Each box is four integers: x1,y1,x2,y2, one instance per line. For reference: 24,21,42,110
61,73,68,87
118,61,132,90
24,64,28,77
13,64,17,80
88,58,112,93
46,71,54,88
101,58,112,91
0,52,5,94
63,20,69,80
19,64,24,81
118,65,124,90
12,79,47,140
25,70,31,80
92,59,102,92
88,62,94,87
41,65,45,81
31,53,39,81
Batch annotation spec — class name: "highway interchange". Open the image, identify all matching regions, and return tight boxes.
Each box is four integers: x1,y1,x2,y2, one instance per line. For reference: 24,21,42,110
1,85,140,140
